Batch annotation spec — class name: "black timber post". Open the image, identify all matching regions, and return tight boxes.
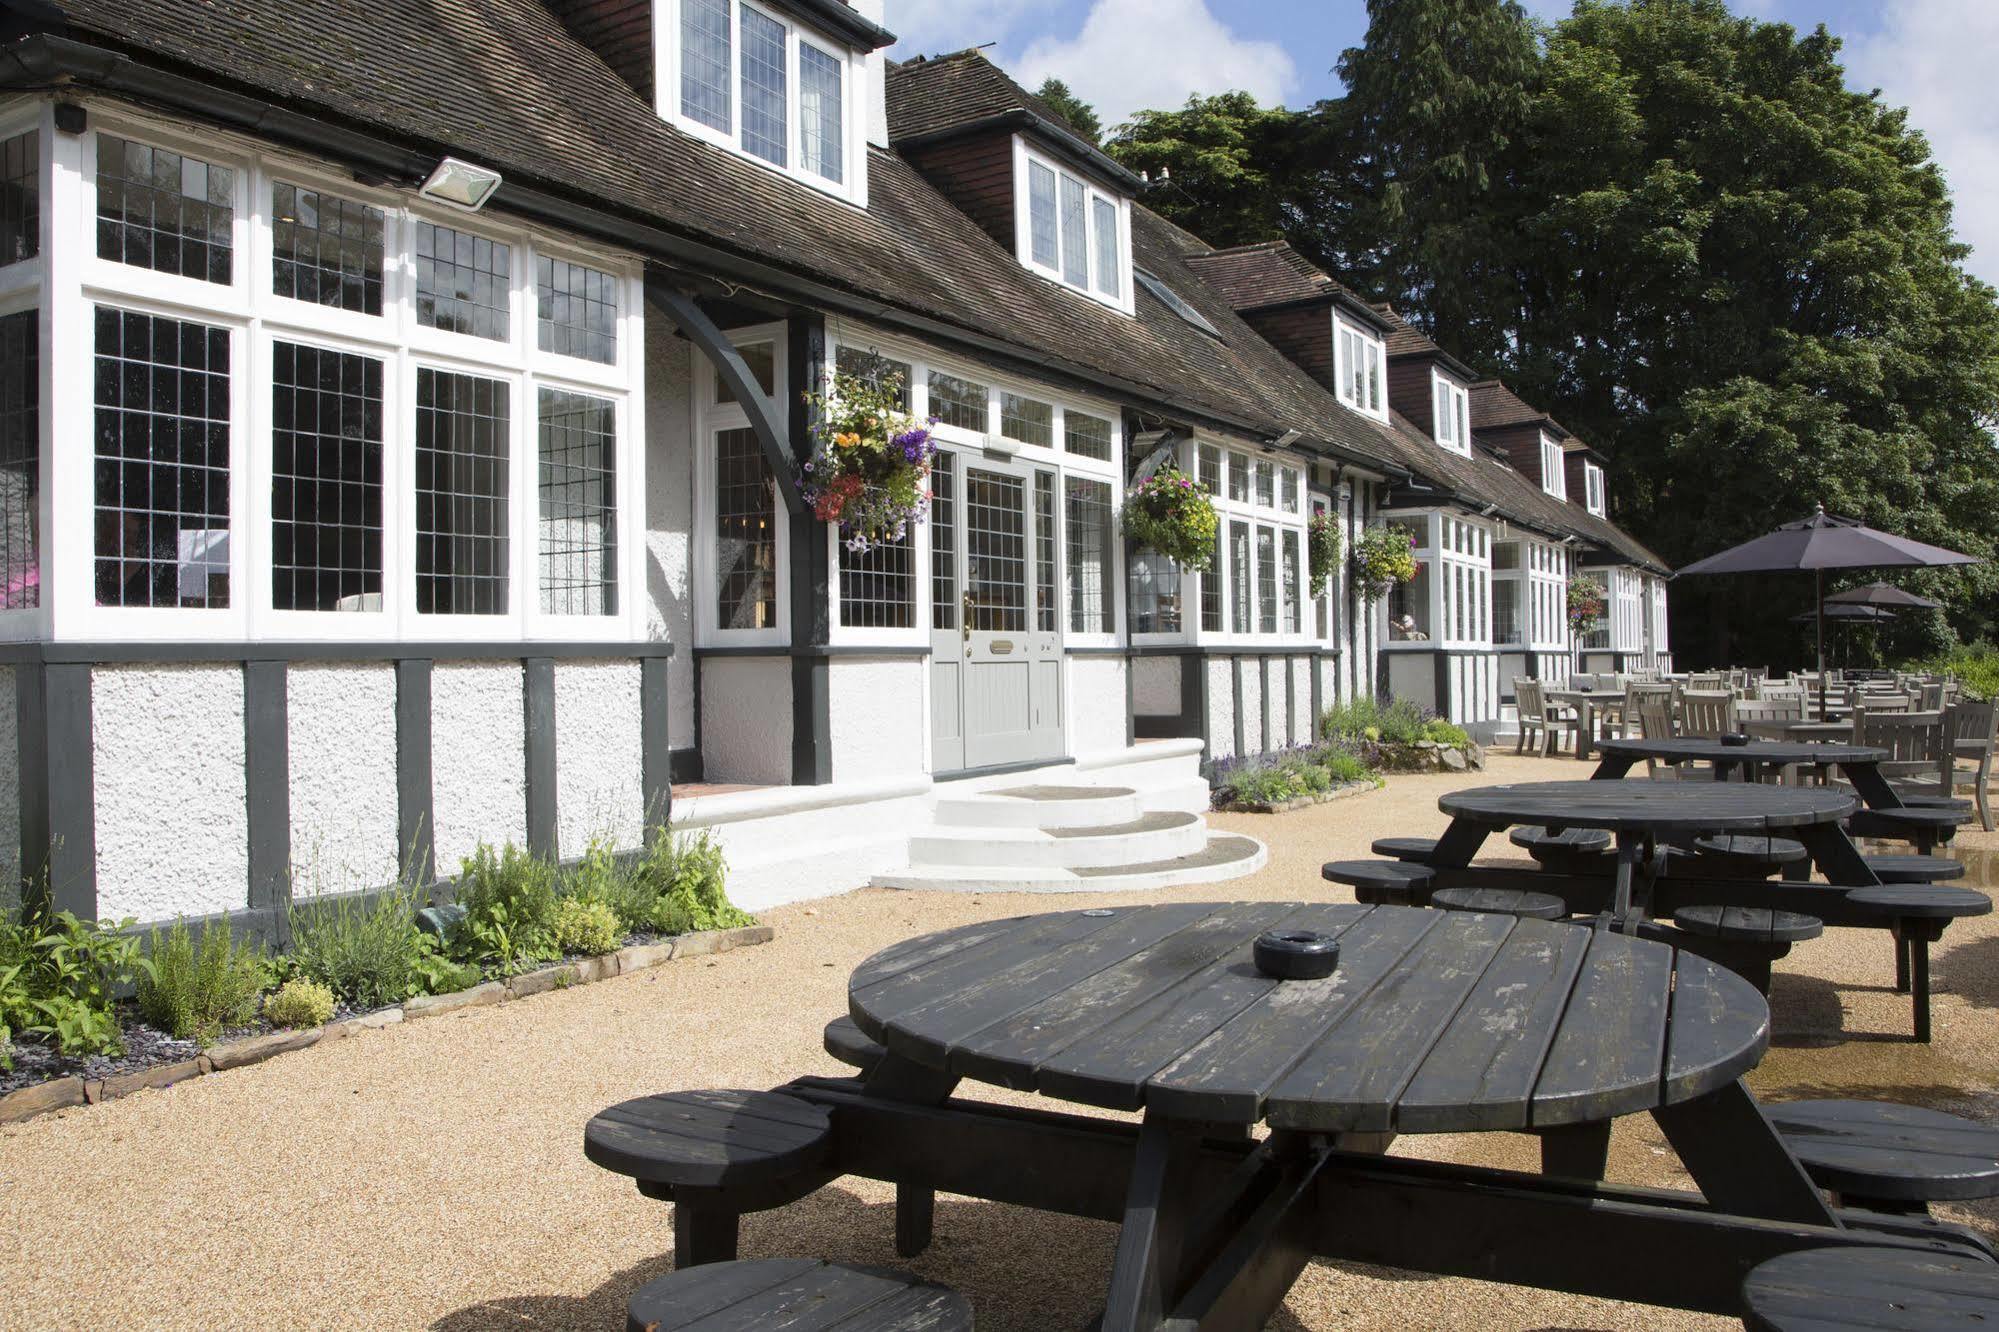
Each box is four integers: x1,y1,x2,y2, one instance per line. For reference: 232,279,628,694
640,655,673,846
1177,651,1210,757
1309,651,1324,742
1230,656,1245,761
1434,651,1452,719
395,659,435,887
242,659,291,943
16,660,94,918
788,310,832,785
523,657,557,858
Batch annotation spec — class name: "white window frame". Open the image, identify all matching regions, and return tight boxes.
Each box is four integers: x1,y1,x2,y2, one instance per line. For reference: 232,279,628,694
653,0,869,208
1011,137,1134,316
1540,432,1568,500
1333,314,1387,423
1431,369,1471,457
1584,460,1606,516
1378,510,1493,651
1495,535,1568,652
693,321,790,647
44,105,646,644
823,320,1124,649
1182,437,1316,649
0,102,56,642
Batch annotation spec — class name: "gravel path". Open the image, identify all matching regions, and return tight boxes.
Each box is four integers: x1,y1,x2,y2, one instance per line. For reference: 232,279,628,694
3,752,1997,1331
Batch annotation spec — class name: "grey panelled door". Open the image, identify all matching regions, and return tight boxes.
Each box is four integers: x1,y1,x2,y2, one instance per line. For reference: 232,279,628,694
930,451,1063,771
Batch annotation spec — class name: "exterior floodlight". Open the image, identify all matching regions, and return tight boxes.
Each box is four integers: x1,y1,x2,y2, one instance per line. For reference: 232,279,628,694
418,157,502,212
1272,428,1303,448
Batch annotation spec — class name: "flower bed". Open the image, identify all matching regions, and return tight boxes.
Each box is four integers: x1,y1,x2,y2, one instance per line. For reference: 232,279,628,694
1318,695,1484,773
1209,742,1383,813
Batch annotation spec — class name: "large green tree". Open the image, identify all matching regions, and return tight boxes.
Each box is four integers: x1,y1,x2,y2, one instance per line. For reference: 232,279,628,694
1105,92,1327,248
1034,78,1102,143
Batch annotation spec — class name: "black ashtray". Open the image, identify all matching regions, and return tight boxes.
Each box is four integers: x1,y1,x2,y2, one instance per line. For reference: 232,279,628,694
1719,732,1751,747
1254,929,1340,980
1824,711,1845,724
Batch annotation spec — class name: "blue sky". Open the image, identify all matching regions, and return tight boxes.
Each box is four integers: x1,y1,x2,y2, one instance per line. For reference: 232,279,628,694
885,0,1999,285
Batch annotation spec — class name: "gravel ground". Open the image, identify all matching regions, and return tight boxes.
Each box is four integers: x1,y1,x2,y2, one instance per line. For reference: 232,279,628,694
3,752,1997,1331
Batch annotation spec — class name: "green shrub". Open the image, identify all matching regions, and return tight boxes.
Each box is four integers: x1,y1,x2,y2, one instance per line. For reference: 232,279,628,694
552,896,622,956
454,843,559,973
1322,748,1374,785
263,977,336,1029
1421,719,1472,747
287,886,430,1011
1,909,145,1057
411,936,483,997
1279,755,1333,795
1910,644,1999,701
564,838,656,935
634,830,753,934
1218,760,1299,805
136,918,268,1043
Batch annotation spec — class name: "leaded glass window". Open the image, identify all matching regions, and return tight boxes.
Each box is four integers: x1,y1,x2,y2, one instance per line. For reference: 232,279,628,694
1092,197,1119,299
1066,476,1113,634
800,42,844,184
714,426,777,630
537,256,618,364
1257,525,1277,633
1027,161,1058,269
740,7,789,167
96,134,233,284
1059,175,1088,287
271,342,383,612
415,368,510,615
414,221,511,342
0,130,37,266
681,0,733,133
1001,393,1052,448
271,182,384,315
0,310,36,608
1065,410,1112,461
538,389,618,616
928,371,987,433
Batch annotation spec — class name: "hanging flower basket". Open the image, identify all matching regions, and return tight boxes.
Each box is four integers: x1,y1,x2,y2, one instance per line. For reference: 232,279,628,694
799,369,936,553
1567,578,1606,637
1351,526,1418,602
1307,511,1342,599
1124,466,1218,567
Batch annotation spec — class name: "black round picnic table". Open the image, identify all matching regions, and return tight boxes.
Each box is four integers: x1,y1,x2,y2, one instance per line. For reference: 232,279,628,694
1592,737,1900,807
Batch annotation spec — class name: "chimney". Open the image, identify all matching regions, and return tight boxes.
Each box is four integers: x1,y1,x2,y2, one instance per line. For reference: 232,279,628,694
851,0,891,148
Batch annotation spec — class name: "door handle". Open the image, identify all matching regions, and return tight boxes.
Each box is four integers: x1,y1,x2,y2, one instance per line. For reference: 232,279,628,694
962,590,974,643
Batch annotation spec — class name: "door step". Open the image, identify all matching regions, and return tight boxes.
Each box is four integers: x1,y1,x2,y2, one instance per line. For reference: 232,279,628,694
870,833,1267,894
933,784,1144,830
907,810,1206,869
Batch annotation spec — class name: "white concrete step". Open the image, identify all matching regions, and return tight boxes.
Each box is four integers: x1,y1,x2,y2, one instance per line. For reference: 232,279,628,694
871,833,1267,894
1136,777,1215,816
933,784,1145,830
906,810,1207,869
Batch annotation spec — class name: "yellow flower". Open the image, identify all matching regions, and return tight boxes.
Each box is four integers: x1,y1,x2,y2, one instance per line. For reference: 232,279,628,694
835,432,860,449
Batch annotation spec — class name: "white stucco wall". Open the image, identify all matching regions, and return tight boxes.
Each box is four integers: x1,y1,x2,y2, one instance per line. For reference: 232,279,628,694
93,664,248,922
1239,658,1263,755
0,665,17,885
645,327,697,757
430,661,527,873
554,659,645,855
1292,657,1313,746
1206,659,1234,761
1069,656,1127,758
830,656,925,781
1131,655,1179,716
702,656,792,785
287,663,401,897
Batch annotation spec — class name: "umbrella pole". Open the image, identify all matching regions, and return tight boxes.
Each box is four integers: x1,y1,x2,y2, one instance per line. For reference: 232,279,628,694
1816,567,1826,717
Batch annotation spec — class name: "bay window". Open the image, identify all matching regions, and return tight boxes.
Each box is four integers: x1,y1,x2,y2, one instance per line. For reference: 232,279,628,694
1187,443,1313,644
1432,372,1471,457
1334,317,1386,421
1016,140,1132,312
665,0,860,200
1384,513,1493,648
63,119,642,641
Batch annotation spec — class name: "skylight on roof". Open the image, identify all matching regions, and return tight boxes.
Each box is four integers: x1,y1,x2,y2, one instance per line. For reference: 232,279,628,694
1135,267,1220,339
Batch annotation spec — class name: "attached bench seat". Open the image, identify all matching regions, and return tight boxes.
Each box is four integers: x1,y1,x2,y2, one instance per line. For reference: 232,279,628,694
1848,885,1994,1042
1861,854,1967,884
1848,804,1967,855
1670,906,1823,995
626,1258,972,1332
1430,886,1567,921
824,1016,886,1076
1689,834,1809,881
1764,1099,1999,1215
585,1089,833,1268
1322,859,1435,906
1509,825,1616,875
1371,837,1440,863
1740,1245,1999,1331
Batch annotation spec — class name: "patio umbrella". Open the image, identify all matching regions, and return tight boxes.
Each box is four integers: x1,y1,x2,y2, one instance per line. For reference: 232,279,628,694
1823,581,1943,611
1676,504,1979,695
1789,603,1899,624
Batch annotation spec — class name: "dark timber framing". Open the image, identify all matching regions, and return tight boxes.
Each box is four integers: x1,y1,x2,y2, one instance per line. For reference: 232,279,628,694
650,281,803,516
242,659,290,942
523,657,557,857
788,309,834,785
396,659,435,887
16,660,95,917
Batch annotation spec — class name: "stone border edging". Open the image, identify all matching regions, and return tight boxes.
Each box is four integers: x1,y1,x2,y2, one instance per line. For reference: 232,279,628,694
0,924,774,1126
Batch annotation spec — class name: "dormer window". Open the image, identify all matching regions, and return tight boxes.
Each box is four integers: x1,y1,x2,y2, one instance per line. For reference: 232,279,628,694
1432,372,1471,457
1584,460,1606,516
1014,139,1132,312
1334,316,1386,422
660,0,863,203
1540,433,1567,499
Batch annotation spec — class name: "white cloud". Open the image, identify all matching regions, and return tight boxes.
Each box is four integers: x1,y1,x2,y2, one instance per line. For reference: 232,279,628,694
885,0,1064,61
1011,0,1299,130
1820,1,1999,287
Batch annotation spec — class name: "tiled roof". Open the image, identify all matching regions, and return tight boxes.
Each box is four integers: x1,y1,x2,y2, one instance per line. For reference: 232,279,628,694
1470,379,1562,434
884,50,1134,185
1182,242,1329,309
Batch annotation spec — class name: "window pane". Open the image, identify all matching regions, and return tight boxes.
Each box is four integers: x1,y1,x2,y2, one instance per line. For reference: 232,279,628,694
1197,443,1220,491
93,307,231,607
0,130,38,266
1065,475,1112,634
536,255,618,364
799,43,844,184
1227,451,1248,503
414,221,511,342
927,370,987,432
1092,195,1119,299
1280,467,1299,514
0,309,37,608
1059,174,1088,287
1366,343,1381,411
966,469,1026,632
1282,530,1301,633
714,426,776,629
930,456,955,629
414,368,510,615
1065,410,1112,461
1257,525,1277,633
272,341,383,612
1035,472,1055,632
1201,530,1221,633
1390,560,1430,639
1127,550,1178,633
96,135,233,284
1001,392,1052,448
1254,459,1274,508
272,182,384,315
715,340,776,404
539,388,617,616
1230,520,1250,633
836,345,911,410
740,7,788,166
840,534,913,628
681,0,732,132
1028,161,1058,269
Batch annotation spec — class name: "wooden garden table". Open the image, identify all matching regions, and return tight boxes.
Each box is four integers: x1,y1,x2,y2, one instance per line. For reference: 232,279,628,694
1592,737,1901,808
1544,687,1627,761
822,900,1903,1331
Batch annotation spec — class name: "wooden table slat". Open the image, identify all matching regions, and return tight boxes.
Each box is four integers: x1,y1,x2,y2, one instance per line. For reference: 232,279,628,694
1529,930,1674,1127
1439,781,1856,834
1662,956,1771,1105
850,909,1135,1037
848,914,1044,993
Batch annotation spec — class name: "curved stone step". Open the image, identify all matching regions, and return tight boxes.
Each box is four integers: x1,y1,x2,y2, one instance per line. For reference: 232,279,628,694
871,833,1268,894
933,784,1144,830
907,810,1207,869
